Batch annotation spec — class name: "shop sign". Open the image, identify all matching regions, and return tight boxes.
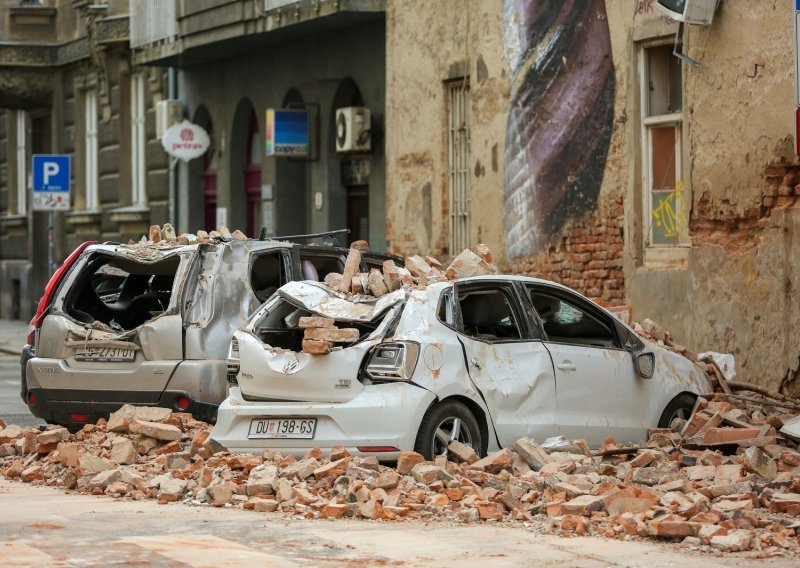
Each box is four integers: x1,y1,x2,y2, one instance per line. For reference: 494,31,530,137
161,120,210,161
266,109,309,157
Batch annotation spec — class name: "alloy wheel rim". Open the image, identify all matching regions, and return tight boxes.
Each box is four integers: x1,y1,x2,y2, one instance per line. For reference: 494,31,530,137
668,407,691,432
432,416,474,456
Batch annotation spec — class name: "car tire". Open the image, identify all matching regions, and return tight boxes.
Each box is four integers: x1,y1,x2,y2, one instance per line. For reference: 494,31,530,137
414,400,482,461
658,393,697,432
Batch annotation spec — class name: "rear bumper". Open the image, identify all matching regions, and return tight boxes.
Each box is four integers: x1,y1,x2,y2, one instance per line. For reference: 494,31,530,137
19,344,34,403
25,387,218,429
211,383,436,461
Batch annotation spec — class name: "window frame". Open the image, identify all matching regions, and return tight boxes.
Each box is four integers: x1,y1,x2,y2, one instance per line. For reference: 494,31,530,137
639,40,688,249
15,110,27,216
84,89,99,211
524,284,624,351
131,72,147,207
447,281,537,344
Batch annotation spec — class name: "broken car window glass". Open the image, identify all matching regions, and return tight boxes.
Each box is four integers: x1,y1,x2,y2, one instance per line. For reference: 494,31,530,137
63,254,180,331
457,287,521,341
529,291,615,348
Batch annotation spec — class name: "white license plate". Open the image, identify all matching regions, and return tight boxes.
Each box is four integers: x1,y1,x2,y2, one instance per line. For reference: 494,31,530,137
74,346,135,362
248,418,317,439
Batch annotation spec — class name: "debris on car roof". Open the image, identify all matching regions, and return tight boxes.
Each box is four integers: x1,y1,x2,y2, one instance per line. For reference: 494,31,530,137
1,383,799,556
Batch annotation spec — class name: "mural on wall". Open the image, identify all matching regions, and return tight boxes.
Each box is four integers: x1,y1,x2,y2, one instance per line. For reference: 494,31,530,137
502,0,616,258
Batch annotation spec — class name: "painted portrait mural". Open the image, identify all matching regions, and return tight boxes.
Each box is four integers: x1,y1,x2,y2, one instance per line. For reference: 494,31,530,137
503,0,616,258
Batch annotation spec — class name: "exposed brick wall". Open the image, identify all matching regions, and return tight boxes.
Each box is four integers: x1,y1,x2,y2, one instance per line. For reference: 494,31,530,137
508,197,625,304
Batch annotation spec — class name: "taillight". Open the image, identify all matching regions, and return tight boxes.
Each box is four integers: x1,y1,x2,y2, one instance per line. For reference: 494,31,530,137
365,342,420,382
29,241,96,337
27,391,37,406
70,413,90,424
175,396,191,411
227,338,240,383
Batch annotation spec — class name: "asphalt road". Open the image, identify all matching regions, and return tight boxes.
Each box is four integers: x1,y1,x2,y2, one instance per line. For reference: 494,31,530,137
0,353,43,428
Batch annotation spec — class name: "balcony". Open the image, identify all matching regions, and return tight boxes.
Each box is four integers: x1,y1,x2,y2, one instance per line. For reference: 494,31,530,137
131,0,385,67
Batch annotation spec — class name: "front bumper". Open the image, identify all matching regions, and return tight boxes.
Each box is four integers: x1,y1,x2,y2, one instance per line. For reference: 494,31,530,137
25,387,218,430
211,383,436,461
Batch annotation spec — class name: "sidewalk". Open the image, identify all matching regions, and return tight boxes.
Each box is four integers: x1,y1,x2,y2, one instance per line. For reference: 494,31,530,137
0,319,29,356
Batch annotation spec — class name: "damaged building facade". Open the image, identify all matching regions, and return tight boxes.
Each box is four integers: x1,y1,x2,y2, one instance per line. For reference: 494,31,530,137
0,0,170,320
386,1,800,394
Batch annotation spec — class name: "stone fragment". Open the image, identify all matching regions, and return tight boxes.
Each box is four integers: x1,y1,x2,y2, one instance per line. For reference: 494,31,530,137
561,495,605,516
231,230,247,240
367,269,389,297
79,454,113,474
396,451,424,475
684,465,714,481
382,260,402,292
447,440,479,464
411,463,442,485
149,225,161,242
710,530,753,552
281,458,319,480
161,223,176,241
404,255,435,279
129,420,182,441
251,497,279,512
512,437,552,470
351,276,364,294
298,316,335,329
57,443,80,468
110,437,136,465
713,464,743,486
741,446,777,480
247,464,278,496
20,465,44,482
36,427,69,446
0,425,23,444
165,452,191,470
314,458,349,480
470,448,513,474
604,486,659,516
302,339,332,355
648,520,700,539
303,327,360,343
445,249,498,280
208,483,236,506
321,503,349,519
372,472,400,490
339,248,361,293
324,272,343,289
159,478,188,502
89,469,122,490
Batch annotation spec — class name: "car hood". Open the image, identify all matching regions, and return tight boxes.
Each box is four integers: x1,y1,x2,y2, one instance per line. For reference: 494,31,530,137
276,281,407,322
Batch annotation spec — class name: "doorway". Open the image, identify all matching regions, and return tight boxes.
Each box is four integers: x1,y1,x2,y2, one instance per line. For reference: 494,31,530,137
346,186,369,243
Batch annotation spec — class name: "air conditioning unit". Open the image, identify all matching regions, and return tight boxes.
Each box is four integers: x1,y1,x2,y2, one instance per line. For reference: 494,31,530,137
655,0,719,26
156,99,183,139
335,107,371,153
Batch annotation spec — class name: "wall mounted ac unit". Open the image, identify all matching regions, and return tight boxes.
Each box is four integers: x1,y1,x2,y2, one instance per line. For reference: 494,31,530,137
335,107,371,153
655,0,719,26
156,99,183,139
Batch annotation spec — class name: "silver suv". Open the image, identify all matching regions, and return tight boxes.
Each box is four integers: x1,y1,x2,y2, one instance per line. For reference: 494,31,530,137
22,234,399,430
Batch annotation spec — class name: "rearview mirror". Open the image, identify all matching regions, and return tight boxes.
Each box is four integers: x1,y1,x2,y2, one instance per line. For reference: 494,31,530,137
634,352,655,379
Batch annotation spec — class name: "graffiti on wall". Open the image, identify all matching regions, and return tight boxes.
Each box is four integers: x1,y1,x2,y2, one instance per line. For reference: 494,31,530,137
502,0,616,258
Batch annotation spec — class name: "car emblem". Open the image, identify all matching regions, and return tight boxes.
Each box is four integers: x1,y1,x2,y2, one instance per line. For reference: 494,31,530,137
335,379,351,389
283,358,300,374
153,369,164,375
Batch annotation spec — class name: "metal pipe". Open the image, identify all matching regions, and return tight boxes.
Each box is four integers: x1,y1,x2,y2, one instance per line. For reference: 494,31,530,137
168,66,178,227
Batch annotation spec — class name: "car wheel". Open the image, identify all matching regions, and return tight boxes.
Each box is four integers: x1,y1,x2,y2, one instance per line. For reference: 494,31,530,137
658,393,696,432
414,400,482,460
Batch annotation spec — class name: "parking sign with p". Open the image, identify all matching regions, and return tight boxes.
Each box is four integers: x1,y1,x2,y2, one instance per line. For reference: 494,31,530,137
32,154,71,211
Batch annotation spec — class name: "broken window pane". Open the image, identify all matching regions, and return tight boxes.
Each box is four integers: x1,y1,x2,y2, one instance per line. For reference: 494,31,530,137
647,44,681,116
251,252,286,302
529,291,614,348
457,287,520,341
64,255,180,331
300,252,344,283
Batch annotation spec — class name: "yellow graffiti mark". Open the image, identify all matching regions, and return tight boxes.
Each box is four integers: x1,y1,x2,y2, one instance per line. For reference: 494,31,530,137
652,182,688,239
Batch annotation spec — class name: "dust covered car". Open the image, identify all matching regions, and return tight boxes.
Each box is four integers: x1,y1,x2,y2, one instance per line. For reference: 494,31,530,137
212,275,711,460
23,231,400,429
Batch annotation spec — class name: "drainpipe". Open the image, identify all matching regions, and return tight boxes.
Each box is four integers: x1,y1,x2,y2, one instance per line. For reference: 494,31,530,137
168,67,177,227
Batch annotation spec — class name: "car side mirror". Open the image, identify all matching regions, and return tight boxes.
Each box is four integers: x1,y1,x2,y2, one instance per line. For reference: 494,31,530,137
634,352,655,379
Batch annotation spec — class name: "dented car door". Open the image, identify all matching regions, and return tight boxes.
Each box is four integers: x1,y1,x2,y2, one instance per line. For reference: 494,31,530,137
453,281,556,447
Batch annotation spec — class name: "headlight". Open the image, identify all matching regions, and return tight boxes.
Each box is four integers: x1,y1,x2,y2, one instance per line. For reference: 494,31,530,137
365,341,420,382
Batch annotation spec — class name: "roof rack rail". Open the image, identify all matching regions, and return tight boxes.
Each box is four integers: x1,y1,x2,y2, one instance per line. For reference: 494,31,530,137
261,228,350,246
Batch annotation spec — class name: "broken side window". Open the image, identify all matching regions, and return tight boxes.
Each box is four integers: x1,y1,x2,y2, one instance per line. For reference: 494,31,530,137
254,297,382,352
528,289,616,348
299,251,344,282
250,252,288,302
63,254,180,331
456,286,522,341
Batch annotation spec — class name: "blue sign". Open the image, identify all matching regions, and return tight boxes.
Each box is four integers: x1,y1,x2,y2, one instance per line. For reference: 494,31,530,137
32,154,71,211
266,109,310,157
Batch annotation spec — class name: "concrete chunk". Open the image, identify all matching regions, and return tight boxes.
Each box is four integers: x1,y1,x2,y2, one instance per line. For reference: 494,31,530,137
129,420,182,441
339,248,361,293
303,327,359,343
298,316,335,329
512,437,552,470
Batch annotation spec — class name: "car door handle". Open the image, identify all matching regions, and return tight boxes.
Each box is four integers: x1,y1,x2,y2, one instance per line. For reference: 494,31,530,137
557,362,577,371
470,357,481,370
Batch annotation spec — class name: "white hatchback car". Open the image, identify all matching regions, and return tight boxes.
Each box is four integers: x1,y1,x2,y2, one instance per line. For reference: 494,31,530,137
212,276,710,460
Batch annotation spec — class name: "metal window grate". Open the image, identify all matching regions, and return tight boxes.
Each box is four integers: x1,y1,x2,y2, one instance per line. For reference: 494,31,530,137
448,81,470,254
130,0,178,49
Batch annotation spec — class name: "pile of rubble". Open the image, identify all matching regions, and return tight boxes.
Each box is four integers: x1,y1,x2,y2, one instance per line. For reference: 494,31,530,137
303,244,498,353
1,395,799,557
135,223,249,247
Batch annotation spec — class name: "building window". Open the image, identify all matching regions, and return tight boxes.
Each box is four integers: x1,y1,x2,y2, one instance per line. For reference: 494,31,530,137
131,73,147,206
15,110,27,215
640,43,687,246
85,90,99,210
448,80,471,254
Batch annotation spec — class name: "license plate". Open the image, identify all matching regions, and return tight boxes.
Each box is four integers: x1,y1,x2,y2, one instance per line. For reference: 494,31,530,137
74,346,135,362
248,418,317,439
